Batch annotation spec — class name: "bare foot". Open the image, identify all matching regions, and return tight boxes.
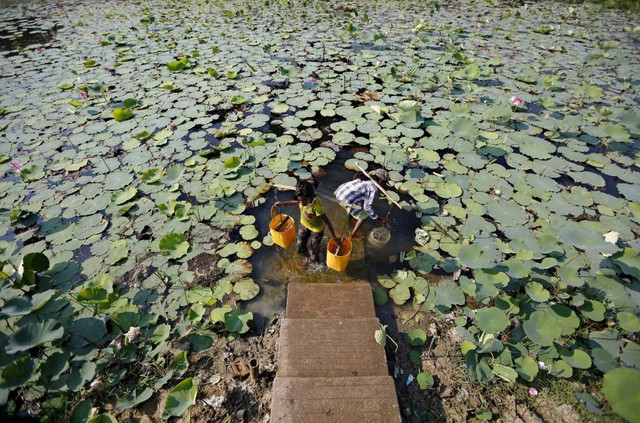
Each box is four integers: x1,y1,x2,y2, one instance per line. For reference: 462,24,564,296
300,257,310,269
351,234,364,241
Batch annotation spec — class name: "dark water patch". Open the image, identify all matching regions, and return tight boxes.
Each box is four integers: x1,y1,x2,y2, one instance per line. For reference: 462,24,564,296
0,19,60,52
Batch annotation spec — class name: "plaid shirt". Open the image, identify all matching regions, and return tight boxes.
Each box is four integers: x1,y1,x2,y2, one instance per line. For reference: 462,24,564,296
334,180,379,219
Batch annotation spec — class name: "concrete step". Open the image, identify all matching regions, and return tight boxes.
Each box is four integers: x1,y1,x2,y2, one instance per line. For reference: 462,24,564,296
276,318,388,378
286,282,374,319
271,376,401,423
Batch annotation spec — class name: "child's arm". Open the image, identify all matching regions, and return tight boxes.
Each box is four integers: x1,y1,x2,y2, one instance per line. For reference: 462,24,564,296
273,200,299,207
321,214,337,239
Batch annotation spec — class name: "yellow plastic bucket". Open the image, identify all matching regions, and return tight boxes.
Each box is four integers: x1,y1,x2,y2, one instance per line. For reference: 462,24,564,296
326,237,352,272
269,210,296,249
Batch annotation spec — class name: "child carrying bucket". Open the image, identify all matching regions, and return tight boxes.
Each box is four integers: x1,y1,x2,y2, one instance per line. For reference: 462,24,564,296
334,168,389,240
273,180,337,268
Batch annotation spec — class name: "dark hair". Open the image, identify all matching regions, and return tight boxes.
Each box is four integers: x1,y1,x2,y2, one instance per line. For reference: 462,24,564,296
294,180,315,200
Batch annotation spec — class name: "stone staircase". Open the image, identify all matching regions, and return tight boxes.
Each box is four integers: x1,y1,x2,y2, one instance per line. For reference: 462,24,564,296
270,282,401,422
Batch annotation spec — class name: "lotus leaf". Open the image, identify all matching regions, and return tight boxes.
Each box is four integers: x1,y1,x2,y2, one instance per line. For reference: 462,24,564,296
151,324,171,344
6,319,64,354
239,225,259,241
107,239,129,265
88,414,117,423
159,233,189,259
558,222,619,255
116,387,154,412
225,308,252,334
618,311,640,333
559,348,592,369
514,356,538,382
556,267,584,288
373,287,388,305
210,305,232,323
408,328,427,346
611,248,640,281
491,364,517,383
523,311,561,347
550,304,580,336
18,252,50,286
448,116,478,139
389,284,410,305
375,326,387,347
0,356,36,389
549,360,573,378
525,282,550,302
233,278,260,301
161,165,185,184
172,351,189,375
475,308,509,334
433,182,462,199
188,304,205,322
416,371,434,389
458,244,500,269
581,300,606,322
601,367,640,423
484,199,529,227
433,280,465,311
163,377,199,419
113,108,134,122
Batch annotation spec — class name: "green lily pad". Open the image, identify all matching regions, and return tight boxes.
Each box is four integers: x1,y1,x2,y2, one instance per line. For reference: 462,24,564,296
6,319,64,354
559,348,592,369
373,287,388,305
416,371,434,389
525,282,550,302
581,300,606,322
113,108,134,122
210,305,232,323
163,377,199,419
475,307,509,334
408,328,427,346
523,311,562,347
88,414,117,423
232,278,260,301
514,355,538,382
225,308,253,334
549,359,573,378
602,367,640,423
159,233,190,259
618,311,640,333
107,239,129,265
0,356,36,389
433,182,462,199
389,284,411,305
239,225,259,240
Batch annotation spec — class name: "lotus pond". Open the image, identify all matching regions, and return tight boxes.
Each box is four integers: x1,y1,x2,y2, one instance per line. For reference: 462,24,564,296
0,0,639,421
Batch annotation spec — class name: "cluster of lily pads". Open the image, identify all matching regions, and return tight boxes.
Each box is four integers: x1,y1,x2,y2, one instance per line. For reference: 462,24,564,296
0,0,638,421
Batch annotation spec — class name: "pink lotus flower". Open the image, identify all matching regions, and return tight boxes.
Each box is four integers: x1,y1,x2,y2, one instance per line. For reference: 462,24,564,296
309,76,317,84
34,46,42,53
402,69,409,77
529,387,539,396
9,162,22,174
376,60,382,66
544,112,551,119
103,67,110,72
79,91,88,99
510,96,523,107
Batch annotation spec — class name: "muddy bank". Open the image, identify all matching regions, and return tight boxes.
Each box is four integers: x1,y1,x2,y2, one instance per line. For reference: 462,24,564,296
114,316,281,423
